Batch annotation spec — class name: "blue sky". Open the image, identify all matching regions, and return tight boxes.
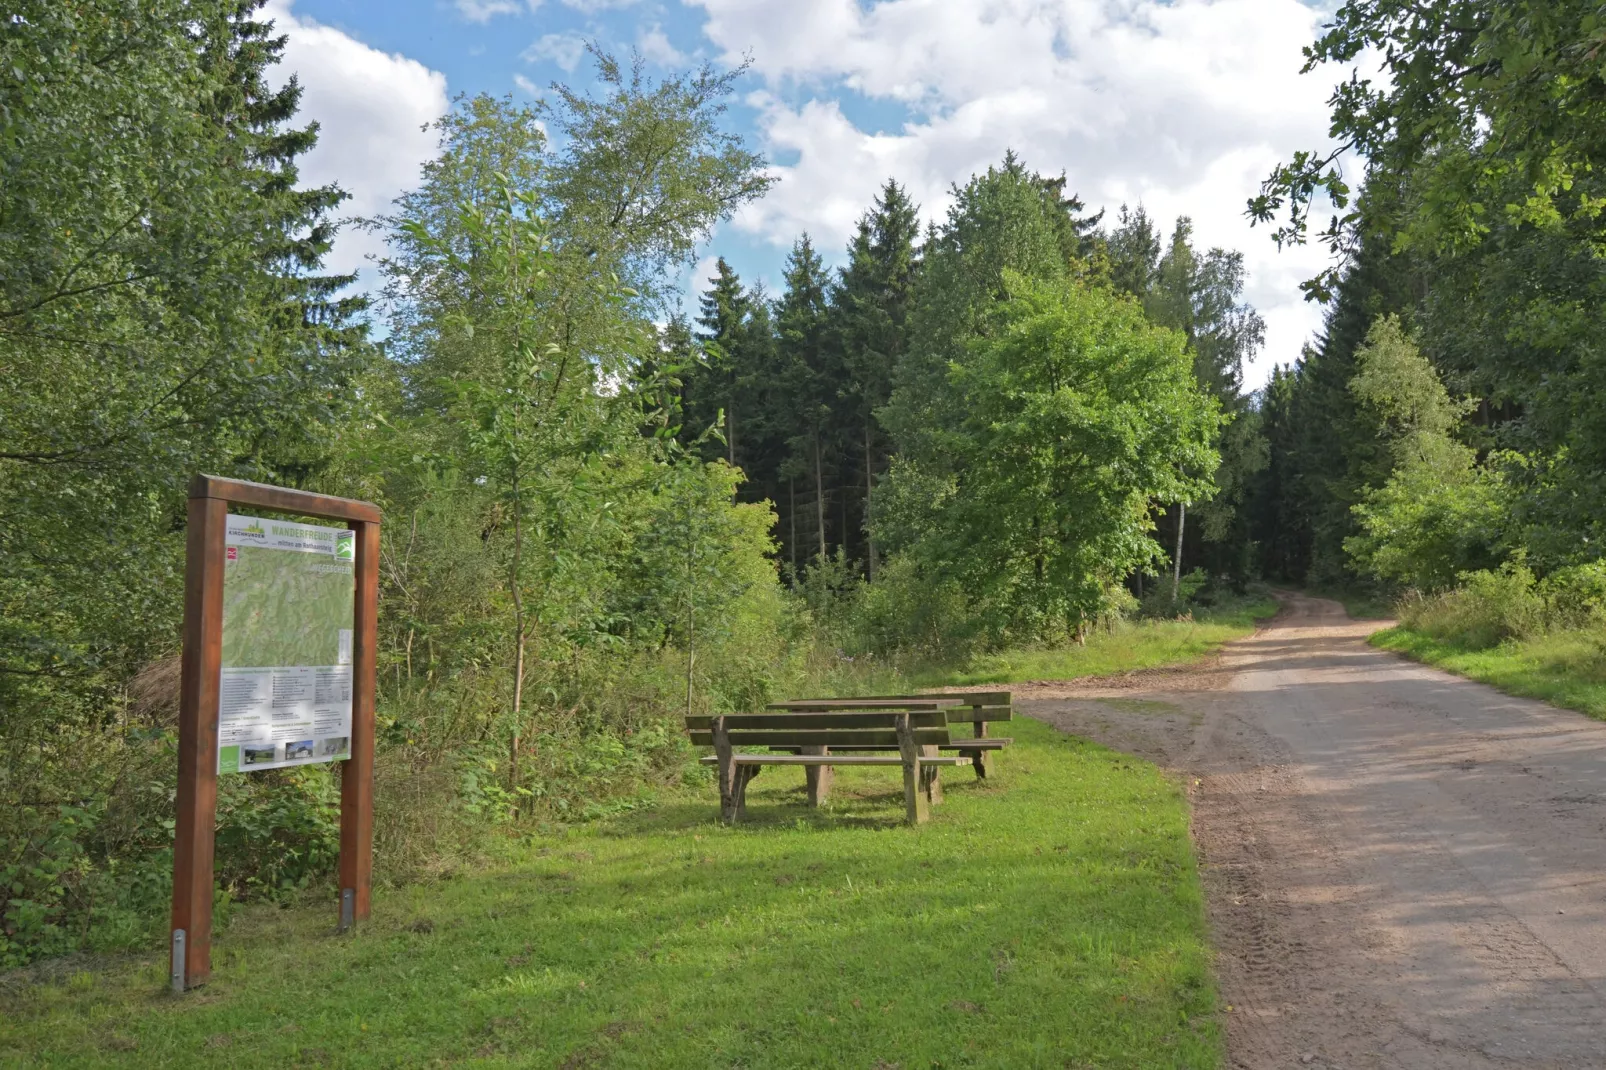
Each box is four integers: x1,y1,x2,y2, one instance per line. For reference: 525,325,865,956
266,0,1348,387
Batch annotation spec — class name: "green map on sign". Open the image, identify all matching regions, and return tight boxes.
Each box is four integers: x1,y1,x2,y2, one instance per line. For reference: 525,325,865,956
221,546,354,667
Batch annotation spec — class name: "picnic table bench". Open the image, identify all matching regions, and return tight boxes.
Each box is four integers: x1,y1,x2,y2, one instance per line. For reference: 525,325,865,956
766,691,1013,788
685,708,968,825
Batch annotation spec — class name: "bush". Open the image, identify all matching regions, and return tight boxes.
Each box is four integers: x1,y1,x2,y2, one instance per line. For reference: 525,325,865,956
1395,557,1606,652
1137,568,1208,620
840,554,979,660
1540,561,1606,631
1398,562,1546,648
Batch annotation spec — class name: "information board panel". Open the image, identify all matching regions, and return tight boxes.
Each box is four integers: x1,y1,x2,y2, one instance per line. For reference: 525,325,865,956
218,514,355,773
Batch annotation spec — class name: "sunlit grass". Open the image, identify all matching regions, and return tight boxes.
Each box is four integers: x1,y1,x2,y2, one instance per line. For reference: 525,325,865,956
912,595,1279,687
1373,626,1606,720
0,717,1221,1069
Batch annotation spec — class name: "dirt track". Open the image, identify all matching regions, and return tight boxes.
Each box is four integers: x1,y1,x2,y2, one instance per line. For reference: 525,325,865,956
1022,593,1606,1069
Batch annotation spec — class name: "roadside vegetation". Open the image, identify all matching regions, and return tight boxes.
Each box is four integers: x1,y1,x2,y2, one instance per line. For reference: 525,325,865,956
1245,5,1606,729
917,590,1277,687
1370,565,1606,720
3,1,1268,973
1,717,1221,1069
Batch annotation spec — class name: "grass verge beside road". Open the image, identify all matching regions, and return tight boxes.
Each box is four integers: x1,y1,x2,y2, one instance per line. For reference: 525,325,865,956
1373,626,1606,721
1,716,1221,1069
917,593,1279,687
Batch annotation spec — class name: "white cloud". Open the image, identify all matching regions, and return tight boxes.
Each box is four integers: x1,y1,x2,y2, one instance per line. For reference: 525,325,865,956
264,0,449,284
638,24,686,67
561,0,640,10
514,73,542,96
681,254,722,318
455,0,535,22
687,0,1356,385
524,32,588,72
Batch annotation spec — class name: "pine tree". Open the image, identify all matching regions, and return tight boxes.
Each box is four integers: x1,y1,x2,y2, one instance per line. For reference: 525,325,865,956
688,258,747,465
1244,208,1418,584
1248,362,1310,580
831,180,922,577
1107,204,1162,300
775,235,837,564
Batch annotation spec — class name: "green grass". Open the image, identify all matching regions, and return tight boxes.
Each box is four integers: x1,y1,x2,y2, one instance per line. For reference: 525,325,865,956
914,595,1279,687
1373,625,1606,720
0,717,1221,1069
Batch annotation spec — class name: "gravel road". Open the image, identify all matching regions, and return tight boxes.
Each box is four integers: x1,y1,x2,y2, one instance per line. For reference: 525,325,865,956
1022,592,1606,1069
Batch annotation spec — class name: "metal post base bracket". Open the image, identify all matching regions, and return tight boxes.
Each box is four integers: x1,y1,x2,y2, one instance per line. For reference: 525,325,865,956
170,929,187,993
340,888,355,933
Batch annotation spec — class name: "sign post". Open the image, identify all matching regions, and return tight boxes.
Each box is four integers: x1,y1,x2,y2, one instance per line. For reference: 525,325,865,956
171,475,380,991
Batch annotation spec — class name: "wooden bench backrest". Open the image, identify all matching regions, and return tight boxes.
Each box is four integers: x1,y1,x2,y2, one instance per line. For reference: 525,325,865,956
685,709,951,749
769,693,1012,726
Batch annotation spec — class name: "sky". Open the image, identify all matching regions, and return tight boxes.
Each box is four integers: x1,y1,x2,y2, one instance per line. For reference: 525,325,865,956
264,0,1353,388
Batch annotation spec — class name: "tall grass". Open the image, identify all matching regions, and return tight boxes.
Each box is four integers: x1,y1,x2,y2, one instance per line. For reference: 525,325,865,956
1374,561,1606,720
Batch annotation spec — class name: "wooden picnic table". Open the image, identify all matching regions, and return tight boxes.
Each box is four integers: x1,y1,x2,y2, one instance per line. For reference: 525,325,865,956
765,691,1014,782
684,709,965,824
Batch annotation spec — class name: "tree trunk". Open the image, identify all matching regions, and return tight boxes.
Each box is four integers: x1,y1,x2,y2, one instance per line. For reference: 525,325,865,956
1171,502,1187,604
509,468,526,816
813,430,827,562
864,425,877,582
840,482,848,562
685,500,697,718
789,476,797,584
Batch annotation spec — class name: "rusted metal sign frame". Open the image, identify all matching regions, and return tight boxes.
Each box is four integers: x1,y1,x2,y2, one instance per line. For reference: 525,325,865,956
171,475,380,991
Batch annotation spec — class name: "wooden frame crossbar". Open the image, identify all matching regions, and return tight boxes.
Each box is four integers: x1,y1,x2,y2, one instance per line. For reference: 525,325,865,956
171,475,380,992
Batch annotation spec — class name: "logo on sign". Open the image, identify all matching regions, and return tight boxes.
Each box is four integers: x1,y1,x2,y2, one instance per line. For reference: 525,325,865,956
226,546,238,562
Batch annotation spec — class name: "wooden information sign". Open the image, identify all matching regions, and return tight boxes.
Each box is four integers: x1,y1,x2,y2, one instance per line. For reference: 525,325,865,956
170,475,381,992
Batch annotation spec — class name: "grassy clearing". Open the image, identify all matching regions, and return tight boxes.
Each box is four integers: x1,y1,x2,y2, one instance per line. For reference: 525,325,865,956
1,717,1220,1069
1373,626,1606,721
914,594,1279,687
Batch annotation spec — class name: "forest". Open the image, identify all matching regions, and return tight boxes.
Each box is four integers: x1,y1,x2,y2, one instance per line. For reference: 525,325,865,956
6,0,1606,969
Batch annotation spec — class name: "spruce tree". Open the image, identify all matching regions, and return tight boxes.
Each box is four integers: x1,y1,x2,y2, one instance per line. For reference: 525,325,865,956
831,180,922,576
686,258,752,466
1107,204,1163,300
774,235,837,564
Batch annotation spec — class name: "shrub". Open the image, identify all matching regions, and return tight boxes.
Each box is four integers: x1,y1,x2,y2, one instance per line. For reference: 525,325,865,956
842,554,979,660
1539,561,1606,631
1137,568,1208,619
1398,562,1546,648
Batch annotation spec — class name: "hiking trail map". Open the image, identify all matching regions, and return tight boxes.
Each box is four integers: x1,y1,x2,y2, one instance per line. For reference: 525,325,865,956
218,514,355,773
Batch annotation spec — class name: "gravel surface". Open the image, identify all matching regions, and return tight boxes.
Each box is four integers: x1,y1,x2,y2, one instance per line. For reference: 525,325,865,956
1025,593,1606,1069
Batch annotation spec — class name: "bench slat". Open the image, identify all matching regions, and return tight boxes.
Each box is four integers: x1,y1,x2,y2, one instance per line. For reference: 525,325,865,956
768,702,1009,722
697,754,969,767
688,728,950,748
772,691,1010,708
686,711,948,731
944,707,1012,723
779,738,1013,753
764,701,944,712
